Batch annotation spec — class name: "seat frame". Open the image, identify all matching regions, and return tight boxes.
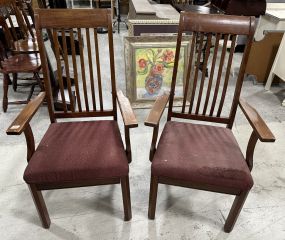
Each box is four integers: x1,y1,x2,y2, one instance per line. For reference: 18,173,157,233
145,12,275,233
6,9,138,228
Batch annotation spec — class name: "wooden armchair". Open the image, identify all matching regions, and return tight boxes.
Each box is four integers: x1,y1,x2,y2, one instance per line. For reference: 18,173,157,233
145,12,275,232
6,8,137,228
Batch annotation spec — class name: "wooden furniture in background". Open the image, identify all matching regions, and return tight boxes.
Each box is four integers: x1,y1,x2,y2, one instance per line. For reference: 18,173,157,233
145,12,275,232
6,8,138,228
253,3,285,105
0,16,42,112
245,32,283,83
0,0,38,53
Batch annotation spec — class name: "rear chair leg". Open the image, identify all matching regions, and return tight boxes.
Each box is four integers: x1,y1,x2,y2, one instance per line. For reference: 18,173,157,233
121,176,132,221
224,190,250,233
28,184,51,228
3,74,9,112
12,73,18,91
148,175,158,219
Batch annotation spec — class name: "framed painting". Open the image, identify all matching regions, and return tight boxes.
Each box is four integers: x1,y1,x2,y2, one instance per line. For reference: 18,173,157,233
124,36,191,107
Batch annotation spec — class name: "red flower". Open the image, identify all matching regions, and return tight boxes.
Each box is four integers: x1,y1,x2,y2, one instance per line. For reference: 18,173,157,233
138,58,147,68
151,63,164,75
162,50,174,63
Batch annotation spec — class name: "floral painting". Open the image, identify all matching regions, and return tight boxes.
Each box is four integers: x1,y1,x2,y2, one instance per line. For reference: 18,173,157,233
135,47,185,100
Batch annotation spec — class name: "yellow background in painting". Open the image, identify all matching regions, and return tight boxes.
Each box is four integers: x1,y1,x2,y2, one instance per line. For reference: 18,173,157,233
135,47,185,88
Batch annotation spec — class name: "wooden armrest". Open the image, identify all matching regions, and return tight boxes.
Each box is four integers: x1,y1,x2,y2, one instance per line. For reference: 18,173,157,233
117,90,138,128
6,92,46,135
239,98,275,142
145,92,170,127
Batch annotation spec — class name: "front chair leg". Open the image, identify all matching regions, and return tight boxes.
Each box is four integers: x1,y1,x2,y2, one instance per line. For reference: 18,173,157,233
121,176,132,221
148,175,158,219
224,190,250,233
28,184,51,228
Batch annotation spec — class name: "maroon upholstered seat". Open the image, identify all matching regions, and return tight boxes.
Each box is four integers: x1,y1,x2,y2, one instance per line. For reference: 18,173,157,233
24,120,129,184
152,122,253,190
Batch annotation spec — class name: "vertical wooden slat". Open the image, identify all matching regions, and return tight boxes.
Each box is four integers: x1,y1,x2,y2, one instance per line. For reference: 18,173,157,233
7,15,17,40
69,29,82,112
203,33,221,115
78,28,89,111
188,32,204,114
107,18,117,119
86,28,96,111
217,35,237,117
195,33,212,114
228,18,255,129
167,26,183,121
21,8,35,39
61,30,75,112
94,28,104,111
182,32,196,113
52,29,67,113
209,34,229,116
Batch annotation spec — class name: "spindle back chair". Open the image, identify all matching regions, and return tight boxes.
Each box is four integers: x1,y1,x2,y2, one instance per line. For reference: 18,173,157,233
145,12,275,232
6,8,137,228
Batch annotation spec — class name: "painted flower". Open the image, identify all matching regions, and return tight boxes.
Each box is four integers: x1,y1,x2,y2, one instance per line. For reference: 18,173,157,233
151,63,164,75
162,49,174,63
138,58,147,69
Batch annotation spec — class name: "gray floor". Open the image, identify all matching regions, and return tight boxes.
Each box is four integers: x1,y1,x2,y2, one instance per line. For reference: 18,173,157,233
0,29,285,239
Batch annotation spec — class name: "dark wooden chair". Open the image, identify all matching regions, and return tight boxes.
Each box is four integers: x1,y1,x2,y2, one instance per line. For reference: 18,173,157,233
6,8,137,228
145,12,275,232
0,17,42,112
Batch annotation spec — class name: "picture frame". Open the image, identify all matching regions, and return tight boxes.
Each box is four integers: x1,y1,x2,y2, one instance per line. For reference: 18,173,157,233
124,35,191,107
127,19,179,37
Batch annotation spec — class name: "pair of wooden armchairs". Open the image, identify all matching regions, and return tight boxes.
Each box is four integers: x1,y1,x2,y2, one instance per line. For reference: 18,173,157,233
6,9,275,232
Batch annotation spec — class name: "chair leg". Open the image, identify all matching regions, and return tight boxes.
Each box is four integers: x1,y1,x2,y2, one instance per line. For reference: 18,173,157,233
224,190,250,233
3,74,9,112
121,176,132,221
28,184,51,229
148,175,158,219
12,73,18,91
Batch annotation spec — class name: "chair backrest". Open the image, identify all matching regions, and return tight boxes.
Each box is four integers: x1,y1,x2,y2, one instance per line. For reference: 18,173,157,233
34,8,117,123
167,12,255,128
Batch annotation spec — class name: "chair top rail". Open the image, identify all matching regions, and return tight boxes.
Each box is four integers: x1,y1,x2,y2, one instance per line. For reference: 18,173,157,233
180,12,255,35
34,8,111,29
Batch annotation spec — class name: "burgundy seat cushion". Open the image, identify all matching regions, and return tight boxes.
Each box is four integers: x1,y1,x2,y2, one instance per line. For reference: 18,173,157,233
24,120,128,184
152,121,253,191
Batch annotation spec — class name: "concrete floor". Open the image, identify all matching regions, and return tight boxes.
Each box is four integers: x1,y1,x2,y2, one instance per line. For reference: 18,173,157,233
0,28,285,239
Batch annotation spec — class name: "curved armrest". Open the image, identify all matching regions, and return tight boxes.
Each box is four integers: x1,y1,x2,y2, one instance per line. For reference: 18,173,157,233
6,92,46,135
239,98,275,142
117,90,138,128
145,92,170,127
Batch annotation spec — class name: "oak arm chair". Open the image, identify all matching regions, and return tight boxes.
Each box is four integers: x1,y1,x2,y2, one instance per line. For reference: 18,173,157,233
6,8,137,228
145,12,275,233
